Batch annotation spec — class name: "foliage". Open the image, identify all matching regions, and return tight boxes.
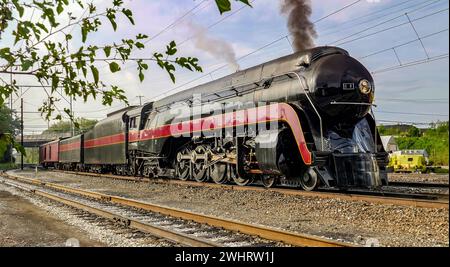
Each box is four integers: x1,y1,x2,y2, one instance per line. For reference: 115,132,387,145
0,104,20,134
378,124,420,137
380,122,449,165
215,0,251,14
43,117,97,135
0,0,252,155
0,104,21,161
0,0,210,121
0,162,16,170
0,133,26,159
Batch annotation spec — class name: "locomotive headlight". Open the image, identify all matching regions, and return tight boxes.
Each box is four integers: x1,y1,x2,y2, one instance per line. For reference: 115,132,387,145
359,79,372,95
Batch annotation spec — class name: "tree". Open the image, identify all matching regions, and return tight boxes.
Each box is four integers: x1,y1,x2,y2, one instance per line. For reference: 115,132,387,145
0,104,22,161
43,117,97,135
0,0,251,152
0,104,19,134
407,126,420,137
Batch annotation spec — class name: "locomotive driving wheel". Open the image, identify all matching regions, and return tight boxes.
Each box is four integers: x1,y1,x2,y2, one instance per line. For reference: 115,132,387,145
299,168,319,191
261,175,276,188
175,147,191,181
192,145,209,182
211,163,227,184
230,165,253,186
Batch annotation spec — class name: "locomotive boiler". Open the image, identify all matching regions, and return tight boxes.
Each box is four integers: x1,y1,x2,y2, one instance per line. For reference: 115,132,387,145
40,46,389,190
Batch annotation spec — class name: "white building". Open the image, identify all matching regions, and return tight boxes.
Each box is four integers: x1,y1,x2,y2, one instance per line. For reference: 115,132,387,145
381,136,398,152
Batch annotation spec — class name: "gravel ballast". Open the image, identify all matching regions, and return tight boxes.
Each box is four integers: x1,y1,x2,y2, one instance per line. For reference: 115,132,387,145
388,173,449,184
0,181,175,247
9,170,449,247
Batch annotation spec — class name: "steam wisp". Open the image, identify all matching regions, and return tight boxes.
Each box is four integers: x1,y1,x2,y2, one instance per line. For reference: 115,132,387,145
187,22,240,72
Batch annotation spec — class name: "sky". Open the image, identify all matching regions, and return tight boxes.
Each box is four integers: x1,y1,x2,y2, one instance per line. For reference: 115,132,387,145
1,0,449,134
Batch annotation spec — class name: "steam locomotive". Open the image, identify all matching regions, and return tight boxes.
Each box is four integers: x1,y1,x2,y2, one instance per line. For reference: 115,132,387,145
39,46,389,190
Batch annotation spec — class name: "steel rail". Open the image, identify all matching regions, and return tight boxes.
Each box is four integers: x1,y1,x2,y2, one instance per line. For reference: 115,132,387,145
0,177,217,247
2,171,352,247
56,170,449,209
389,181,449,189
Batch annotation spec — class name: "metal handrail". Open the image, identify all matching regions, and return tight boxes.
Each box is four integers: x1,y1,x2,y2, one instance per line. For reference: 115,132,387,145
287,72,324,151
330,101,377,107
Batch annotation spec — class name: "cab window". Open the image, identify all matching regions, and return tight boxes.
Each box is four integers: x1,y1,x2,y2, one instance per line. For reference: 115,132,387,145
129,117,140,129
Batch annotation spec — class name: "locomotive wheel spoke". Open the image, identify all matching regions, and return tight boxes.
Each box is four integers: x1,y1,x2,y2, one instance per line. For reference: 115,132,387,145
192,145,209,182
211,163,227,184
176,148,191,181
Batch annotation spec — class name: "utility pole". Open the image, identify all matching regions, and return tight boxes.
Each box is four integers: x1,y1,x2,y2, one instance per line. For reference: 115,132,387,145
10,68,13,164
137,95,144,106
21,98,24,170
70,95,74,137
9,67,12,111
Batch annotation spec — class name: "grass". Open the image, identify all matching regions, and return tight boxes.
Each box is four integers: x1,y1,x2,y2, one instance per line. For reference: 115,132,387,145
0,162,17,171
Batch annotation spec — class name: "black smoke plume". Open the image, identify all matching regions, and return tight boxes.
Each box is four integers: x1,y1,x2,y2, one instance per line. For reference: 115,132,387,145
281,0,317,51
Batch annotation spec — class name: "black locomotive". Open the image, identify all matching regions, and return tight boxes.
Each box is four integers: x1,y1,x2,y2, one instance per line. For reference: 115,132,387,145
40,46,389,190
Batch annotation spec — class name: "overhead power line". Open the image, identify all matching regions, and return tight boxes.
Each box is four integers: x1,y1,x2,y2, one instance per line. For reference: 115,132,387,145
375,110,449,117
334,8,449,46
360,28,449,59
376,98,449,104
318,0,438,37
144,0,208,44
329,0,444,45
372,53,449,74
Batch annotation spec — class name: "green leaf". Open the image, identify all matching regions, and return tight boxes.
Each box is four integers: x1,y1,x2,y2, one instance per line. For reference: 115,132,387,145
36,23,49,33
81,26,88,43
139,71,144,82
57,3,64,14
103,46,111,57
12,0,24,17
106,10,117,31
21,60,33,71
76,0,84,9
165,41,177,56
82,66,87,77
214,0,252,14
122,8,134,25
215,0,231,14
109,62,120,73
90,65,99,84
51,75,60,92
135,42,144,49
136,34,148,40
238,0,252,6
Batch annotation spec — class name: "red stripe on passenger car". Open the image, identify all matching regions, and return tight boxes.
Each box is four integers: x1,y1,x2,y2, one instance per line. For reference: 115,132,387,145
84,133,125,149
59,141,81,152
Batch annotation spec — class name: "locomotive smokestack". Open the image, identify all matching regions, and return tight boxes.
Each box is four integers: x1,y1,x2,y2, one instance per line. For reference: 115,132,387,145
281,0,317,51
187,22,240,72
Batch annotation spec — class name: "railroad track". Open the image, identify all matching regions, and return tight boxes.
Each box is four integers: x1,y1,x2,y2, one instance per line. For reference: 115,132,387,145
389,181,449,189
53,170,449,209
0,171,352,247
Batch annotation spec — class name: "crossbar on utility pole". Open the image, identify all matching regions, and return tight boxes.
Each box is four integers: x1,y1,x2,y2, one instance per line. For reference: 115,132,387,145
137,95,144,106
